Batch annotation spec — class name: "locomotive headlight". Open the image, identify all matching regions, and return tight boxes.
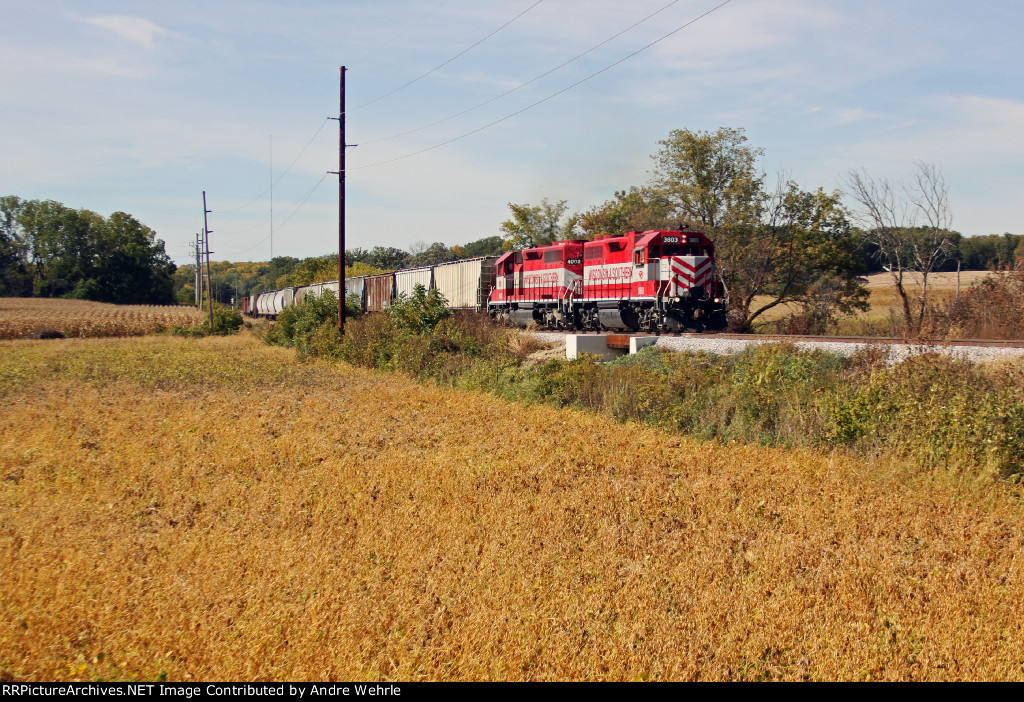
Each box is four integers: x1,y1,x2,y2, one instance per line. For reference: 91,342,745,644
673,296,682,303
714,297,721,303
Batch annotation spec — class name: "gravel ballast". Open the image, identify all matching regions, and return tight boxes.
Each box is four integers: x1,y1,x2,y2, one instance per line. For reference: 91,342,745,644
529,332,1024,365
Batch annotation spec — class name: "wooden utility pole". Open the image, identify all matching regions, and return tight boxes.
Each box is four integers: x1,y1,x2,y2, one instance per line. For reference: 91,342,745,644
203,191,214,332
269,135,274,261
330,66,347,335
194,233,201,305
338,66,347,335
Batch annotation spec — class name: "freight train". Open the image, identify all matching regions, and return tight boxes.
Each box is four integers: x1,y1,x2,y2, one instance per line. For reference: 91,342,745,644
243,229,728,332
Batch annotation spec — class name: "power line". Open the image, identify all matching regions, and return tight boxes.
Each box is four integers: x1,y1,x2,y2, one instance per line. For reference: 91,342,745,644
275,172,330,231
222,172,330,259
213,0,732,259
348,0,735,172
220,0,454,222
205,1,541,233
219,117,331,216
359,0,686,147
355,0,545,110
353,0,452,65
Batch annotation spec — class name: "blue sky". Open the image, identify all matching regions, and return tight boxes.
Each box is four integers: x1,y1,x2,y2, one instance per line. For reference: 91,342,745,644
2,0,1022,265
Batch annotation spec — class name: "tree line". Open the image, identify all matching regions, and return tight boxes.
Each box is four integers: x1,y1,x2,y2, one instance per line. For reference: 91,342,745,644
172,236,509,307
1,196,176,304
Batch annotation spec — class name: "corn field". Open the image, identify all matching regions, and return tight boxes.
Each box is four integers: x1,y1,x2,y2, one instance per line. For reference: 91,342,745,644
0,298,203,339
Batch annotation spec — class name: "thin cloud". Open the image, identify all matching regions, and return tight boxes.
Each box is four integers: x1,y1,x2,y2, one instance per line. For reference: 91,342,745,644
84,15,168,49
828,107,883,126
845,95,1024,166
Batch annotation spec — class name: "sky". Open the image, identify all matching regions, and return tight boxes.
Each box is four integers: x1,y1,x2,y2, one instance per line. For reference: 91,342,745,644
2,0,1022,265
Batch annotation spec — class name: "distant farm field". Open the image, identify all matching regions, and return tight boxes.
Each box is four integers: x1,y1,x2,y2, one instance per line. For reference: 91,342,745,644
2,335,1024,681
859,270,990,311
0,298,203,340
752,270,995,331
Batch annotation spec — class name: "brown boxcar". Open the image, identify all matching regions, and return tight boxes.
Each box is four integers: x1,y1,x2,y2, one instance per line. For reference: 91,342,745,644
364,273,395,312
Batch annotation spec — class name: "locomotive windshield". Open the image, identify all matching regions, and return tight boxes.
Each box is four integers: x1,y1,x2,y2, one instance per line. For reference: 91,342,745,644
659,243,710,257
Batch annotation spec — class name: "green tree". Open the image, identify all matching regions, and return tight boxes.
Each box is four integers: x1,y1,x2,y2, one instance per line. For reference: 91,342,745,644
93,211,176,304
580,186,673,239
276,255,336,288
459,236,506,258
347,246,410,271
5,197,175,304
406,241,457,267
19,201,105,298
499,198,580,249
346,261,387,278
651,127,763,234
726,183,868,329
0,196,31,295
649,128,867,330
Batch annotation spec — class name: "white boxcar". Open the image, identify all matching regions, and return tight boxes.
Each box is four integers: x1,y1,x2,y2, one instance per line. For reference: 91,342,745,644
296,282,326,304
433,257,498,309
344,276,365,302
395,266,434,299
320,281,340,298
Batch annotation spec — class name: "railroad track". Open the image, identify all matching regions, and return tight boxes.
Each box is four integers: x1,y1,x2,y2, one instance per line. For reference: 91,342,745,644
532,330,1024,350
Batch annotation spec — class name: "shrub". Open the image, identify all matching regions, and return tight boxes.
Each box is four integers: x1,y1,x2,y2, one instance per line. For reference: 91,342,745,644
266,290,337,352
173,307,243,337
32,327,66,340
929,268,1024,339
827,353,1024,477
387,284,450,334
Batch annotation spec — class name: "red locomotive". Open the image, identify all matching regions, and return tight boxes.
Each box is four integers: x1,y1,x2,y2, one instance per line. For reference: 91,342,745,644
487,229,728,332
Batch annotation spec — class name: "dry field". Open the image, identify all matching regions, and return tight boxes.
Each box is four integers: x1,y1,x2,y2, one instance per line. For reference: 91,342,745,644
2,335,1024,681
859,270,991,312
751,270,993,329
0,298,203,340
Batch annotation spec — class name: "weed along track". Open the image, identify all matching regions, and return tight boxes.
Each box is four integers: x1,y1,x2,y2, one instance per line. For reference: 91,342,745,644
3,335,1024,681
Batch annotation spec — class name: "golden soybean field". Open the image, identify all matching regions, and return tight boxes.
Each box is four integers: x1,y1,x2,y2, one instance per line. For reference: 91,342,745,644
2,334,1024,681
0,298,203,339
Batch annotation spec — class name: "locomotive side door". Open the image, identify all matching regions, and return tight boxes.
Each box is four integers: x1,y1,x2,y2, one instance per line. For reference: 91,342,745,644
503,256,515,299
634,246,658,297
660,258,673,298
512,251,525,301
633,247,645,298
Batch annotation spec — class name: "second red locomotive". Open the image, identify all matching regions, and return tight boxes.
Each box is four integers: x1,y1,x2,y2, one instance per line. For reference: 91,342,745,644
487,229,728,332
